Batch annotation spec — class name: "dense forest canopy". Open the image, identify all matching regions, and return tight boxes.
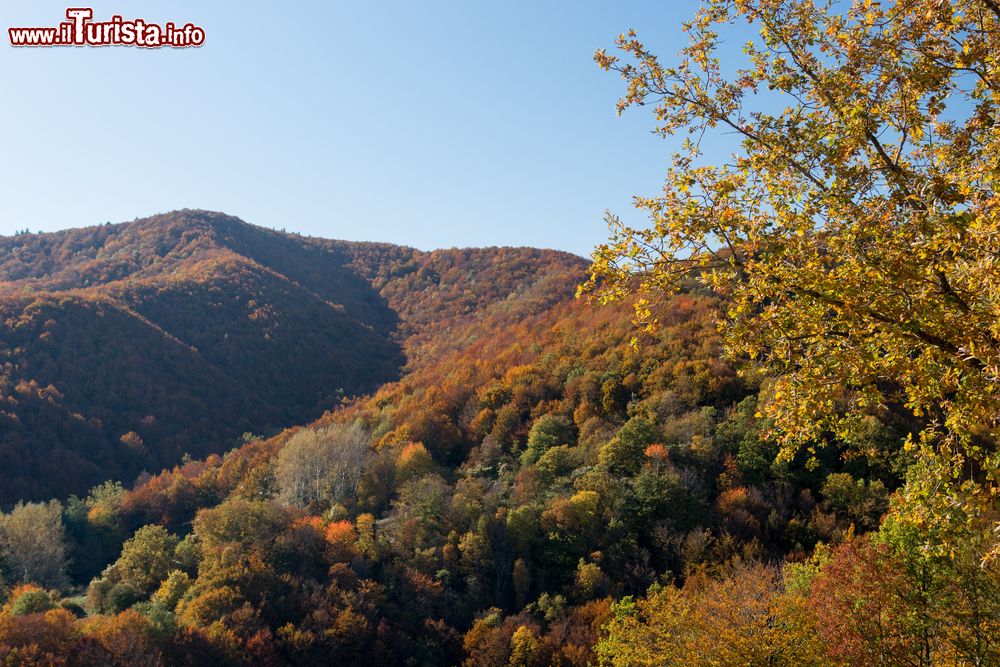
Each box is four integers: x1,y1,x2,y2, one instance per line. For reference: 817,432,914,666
0,0,998,665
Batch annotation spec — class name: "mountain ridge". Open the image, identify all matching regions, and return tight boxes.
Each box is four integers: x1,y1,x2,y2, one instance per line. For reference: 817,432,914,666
0,210,586,503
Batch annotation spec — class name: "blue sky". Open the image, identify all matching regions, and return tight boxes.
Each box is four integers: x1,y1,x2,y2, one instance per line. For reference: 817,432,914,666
1,1,717,256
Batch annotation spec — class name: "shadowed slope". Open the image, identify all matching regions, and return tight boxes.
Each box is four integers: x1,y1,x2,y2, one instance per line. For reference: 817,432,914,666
0,210,585,502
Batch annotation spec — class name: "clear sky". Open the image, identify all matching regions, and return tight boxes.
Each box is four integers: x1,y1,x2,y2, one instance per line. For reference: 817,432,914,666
1,1,713,257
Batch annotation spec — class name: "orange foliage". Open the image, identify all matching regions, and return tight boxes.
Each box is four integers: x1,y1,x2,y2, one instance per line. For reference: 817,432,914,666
325,520,358,562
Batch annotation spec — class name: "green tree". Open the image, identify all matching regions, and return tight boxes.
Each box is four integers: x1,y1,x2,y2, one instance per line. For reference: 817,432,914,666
152,570,192,611
599,417,659,475
820,473,888,531
109,525,180,595
522,415,575,465
7,587,56,616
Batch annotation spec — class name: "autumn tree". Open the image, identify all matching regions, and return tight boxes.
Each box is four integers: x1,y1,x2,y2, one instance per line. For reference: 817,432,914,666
583,0,1000,558
0,501,69,589
395,442,436,483
807,518,1000,666
0,605,82,662
596,561,836,666
275,423,371,508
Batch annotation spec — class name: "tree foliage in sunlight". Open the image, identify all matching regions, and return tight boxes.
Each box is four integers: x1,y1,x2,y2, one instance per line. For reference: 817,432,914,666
583,0,1000,559
596,561,835,666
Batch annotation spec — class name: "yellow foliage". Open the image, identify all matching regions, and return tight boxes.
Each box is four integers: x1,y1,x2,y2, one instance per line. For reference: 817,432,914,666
584,0,1000,560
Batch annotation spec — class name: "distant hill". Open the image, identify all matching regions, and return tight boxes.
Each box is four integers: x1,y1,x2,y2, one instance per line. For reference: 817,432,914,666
0,210,585,503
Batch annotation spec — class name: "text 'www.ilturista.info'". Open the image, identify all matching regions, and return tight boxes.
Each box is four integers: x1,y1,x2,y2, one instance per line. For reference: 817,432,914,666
9,8,205,48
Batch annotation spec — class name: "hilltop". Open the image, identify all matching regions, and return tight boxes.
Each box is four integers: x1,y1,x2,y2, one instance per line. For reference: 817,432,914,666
0,210,584,502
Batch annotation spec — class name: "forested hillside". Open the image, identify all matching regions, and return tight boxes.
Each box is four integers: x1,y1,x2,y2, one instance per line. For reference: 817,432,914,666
0,211,583,503
0,232,948,664
2,0,1000,661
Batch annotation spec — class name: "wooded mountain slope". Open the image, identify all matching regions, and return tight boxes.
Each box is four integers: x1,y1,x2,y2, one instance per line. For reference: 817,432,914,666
0,213,973,667
0,211,584,503
26,262,916,666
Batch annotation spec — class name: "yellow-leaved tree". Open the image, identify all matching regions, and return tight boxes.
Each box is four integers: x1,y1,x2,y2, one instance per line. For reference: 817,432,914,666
582,0,1000,560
